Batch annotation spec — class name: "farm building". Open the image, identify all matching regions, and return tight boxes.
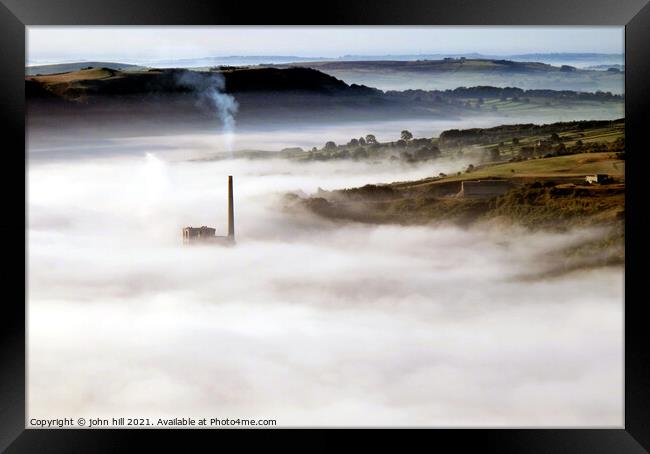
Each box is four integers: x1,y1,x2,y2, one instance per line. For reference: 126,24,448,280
585,174,609,184
182,226,217,243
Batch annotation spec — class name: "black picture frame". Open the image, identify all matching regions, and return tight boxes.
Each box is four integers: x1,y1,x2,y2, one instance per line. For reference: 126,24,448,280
2,0,649,450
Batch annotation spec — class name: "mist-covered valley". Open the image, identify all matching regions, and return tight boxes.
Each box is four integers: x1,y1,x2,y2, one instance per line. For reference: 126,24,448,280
28,125,623,426
26,25,626,427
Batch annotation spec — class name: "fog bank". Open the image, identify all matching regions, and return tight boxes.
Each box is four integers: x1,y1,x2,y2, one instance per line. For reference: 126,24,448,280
27,135,623,427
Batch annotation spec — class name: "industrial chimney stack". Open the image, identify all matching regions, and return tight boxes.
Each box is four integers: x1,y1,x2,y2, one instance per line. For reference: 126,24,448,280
182,175,235,246
227,175,235,241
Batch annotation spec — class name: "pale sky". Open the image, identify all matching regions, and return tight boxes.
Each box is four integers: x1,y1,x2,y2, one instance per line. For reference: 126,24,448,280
27,26,624,64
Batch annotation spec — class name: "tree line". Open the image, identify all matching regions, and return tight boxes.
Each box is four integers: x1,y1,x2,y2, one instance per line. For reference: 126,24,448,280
293,130,442,163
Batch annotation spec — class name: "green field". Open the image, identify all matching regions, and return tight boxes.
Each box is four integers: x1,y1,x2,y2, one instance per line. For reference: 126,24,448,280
26,67,119,84
290,119,626,235
456,121,624,163
433,152,624,183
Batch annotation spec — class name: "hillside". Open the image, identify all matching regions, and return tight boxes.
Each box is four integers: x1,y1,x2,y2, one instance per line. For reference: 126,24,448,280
26,66,624,132
288,58,567,72
26,66,377,100
287,149,625,275
274,58,624,93
287,120,625,234
26,61,144,75
25,66,396,127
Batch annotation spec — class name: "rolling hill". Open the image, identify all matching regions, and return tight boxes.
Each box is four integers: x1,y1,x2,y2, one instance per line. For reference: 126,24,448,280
272,58,625,93
25,66,624,132
26,61,144,76
288,119,625,233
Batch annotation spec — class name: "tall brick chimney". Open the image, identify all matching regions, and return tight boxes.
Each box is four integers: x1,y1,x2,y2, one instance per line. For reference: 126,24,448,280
227,175,234,241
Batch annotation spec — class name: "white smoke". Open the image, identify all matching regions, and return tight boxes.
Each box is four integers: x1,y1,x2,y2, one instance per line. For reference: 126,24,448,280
176,70,239,154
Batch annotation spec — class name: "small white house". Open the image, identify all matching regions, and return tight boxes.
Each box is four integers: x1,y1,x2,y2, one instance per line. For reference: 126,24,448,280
585,174,608,184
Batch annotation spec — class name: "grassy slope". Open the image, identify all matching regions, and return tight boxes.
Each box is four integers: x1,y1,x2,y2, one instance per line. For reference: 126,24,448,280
290,155,624,231
432,98,624,125
25,68,127,100
26,68,120,84
26,66,356,97
26,62,143,76
291,59,571,73
427,121,624,180
472,120,625,148
290,121,625,234
422,153,623,183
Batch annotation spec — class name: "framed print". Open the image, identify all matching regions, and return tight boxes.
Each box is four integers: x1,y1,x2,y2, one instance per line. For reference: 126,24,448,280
1,0,649,450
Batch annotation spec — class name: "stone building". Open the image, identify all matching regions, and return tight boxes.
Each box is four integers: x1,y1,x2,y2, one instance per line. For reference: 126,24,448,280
182,226,217,244
585,174,609,184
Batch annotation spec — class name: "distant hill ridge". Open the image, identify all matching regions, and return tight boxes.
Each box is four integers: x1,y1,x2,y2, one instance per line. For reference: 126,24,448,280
27,56,624,76
26,57,625,95
25,66,378,102
271,58,614,73
25,66,622,106
268,58,624,93
26,52,623,69
25,66,624,130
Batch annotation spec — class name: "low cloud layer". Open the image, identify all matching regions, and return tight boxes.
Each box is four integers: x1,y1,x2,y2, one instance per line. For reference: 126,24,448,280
27,131,623,427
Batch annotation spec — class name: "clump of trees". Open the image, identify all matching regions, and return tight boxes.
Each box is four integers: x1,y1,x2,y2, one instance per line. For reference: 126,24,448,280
385,86,621,104
304,130,441,163
488,146,500,161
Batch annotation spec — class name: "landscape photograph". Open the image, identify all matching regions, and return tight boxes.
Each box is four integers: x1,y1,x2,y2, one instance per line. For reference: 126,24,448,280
26,26,624,427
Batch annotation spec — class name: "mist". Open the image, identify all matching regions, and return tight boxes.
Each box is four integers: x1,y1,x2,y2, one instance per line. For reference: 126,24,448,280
27,131,623,427
27,109,624,163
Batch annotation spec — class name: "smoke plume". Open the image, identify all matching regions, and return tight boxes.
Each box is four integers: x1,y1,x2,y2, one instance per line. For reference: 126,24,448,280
177,70,239,154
